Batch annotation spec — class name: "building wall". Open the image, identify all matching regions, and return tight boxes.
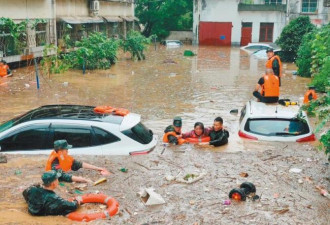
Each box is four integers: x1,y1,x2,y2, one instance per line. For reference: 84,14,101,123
166,31,193,43
56,0,89,17
194,0,329,45
99,1,134,17
196,0,286,45
288,0,329,26
56,0,134,17
0,0,53,20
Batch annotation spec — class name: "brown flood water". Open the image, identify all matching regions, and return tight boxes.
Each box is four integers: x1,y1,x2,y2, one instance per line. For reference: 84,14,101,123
0,45,312,151
0,46,319,225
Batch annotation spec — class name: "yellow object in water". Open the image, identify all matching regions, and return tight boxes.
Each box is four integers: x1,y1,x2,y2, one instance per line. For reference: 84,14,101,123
94,177,107,186
284,101,298,106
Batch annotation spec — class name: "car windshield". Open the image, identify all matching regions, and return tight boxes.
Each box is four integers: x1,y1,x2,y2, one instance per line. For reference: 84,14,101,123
122,122,153,144
244,118,310,136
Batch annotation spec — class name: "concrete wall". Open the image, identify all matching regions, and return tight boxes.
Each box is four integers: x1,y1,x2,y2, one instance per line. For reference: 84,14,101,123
288,0,329,26
56,0,134,17
0,0,53,20
166,31,193,42
99,1,134,17
197,0,286,45
56,0,89,17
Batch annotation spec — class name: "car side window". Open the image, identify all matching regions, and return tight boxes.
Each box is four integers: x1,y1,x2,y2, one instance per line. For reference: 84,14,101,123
92,127,120,145
0,128,49,151
53,127,92,148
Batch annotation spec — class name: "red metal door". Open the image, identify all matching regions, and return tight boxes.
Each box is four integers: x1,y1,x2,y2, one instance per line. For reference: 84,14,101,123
199,22,232,46
240,22,252,46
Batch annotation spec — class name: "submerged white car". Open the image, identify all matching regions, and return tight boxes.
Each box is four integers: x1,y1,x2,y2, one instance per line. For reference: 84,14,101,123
161,40,183,48
0,105,158,155
238,101,315,142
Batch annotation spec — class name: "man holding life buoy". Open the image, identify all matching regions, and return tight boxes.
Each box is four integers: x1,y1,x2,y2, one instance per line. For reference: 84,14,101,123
45,140,110,183
303,86,318,104
266,48,282,86
198,117,229,147
23,170,81,216
163,117,186,145
253,68,280,103
0,60,12,77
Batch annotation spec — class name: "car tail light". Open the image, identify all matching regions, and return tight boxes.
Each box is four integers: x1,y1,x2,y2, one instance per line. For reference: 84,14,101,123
238,131,258,140
296,134,316,142
129,147,155,156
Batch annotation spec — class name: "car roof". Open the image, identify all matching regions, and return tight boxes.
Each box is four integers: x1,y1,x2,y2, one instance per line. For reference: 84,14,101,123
246,101,304,119
7,105,140,128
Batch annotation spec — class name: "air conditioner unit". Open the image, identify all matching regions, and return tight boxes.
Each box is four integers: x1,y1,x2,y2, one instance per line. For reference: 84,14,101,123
90,0,100,11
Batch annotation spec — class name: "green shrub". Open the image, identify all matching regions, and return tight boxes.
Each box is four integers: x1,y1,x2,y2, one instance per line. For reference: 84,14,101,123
120,31,152,60
296,32,315,77
41,44,71,75
276,16,315,62
69,32,119,70
310,59,330,93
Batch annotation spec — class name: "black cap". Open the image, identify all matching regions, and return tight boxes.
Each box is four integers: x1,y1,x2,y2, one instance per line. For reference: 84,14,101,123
266,48,274,53
42,171,61,185
173,116,182,127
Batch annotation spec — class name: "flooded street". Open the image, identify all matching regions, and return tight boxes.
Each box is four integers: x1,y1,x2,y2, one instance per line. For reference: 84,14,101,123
0,46,329,224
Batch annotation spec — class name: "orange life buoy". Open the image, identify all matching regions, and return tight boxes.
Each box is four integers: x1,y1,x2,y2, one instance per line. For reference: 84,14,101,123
303,89,317,104
94,106,129,116
67,194,119,222
113,108,130,116
94,106,115,114
185,136,211,143
163,131,186,145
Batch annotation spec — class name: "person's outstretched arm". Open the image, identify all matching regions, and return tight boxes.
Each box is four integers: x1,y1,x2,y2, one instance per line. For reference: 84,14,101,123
82,162,110,175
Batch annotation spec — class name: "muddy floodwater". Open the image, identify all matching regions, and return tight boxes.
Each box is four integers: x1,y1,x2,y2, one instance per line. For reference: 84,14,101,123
0,46,329,224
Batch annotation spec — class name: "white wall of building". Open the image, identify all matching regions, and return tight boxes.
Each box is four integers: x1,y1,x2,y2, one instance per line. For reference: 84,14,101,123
0,0,53,20
198,0,286,45
56,0,89,17
99,1,134,17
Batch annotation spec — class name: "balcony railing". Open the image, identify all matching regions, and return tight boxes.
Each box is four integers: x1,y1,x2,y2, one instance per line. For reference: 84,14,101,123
238,0,287,12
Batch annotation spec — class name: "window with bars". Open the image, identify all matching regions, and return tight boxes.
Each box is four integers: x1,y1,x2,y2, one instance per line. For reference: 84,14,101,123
302,0,318,13
265,0,283,4
259,23,274,42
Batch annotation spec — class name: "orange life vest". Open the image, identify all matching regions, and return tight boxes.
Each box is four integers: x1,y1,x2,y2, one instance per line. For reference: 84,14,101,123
163,131,186,145
266,55,282,77
303,90,318,104
0,65,8,77
45,150,74,172
261,74,280,97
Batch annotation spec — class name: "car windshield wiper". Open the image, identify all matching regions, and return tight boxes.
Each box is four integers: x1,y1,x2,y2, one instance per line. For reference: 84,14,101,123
275,132,300,136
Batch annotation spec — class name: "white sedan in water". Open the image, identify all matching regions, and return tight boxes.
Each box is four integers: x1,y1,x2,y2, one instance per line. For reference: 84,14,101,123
0,105,158,155
240,43,281,59
238,101,315,142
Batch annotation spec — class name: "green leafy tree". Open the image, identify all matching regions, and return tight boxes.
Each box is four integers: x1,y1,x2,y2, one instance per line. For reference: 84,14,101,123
276,16,315,62
68,32,119,70
136,0,193,39
296,32,315,77
120,31,152,60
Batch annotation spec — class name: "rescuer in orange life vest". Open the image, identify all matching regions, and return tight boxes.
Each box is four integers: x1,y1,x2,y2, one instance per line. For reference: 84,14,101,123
253,68,280,103
0,60,12,77
266,48,282,86
45,140,110,183
303,86,318,104
163,117,186,145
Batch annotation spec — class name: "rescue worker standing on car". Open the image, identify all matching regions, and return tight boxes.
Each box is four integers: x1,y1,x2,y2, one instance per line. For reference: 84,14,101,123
266,48,282,86
45,140,110,183
253,68,280,103
163,117,185,145
23,170,81,216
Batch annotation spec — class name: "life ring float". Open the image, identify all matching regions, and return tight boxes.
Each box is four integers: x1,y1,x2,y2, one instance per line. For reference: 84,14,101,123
94,106,130,116
113,108,130,116
94,106,115,114
163,131,186,145
67,193,119,222
184,136,210,143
